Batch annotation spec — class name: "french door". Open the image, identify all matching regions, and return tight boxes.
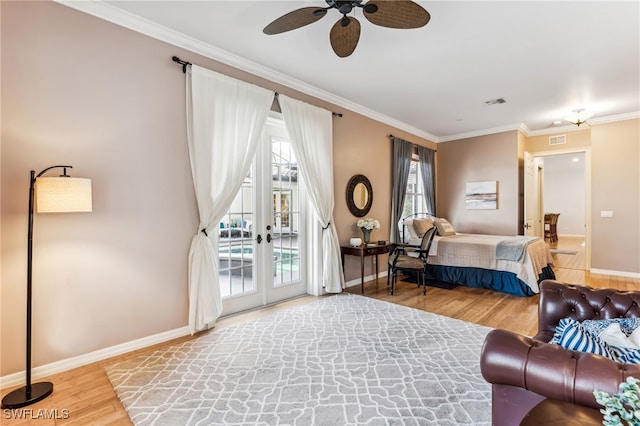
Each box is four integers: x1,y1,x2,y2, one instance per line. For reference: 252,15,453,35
218,117,306,315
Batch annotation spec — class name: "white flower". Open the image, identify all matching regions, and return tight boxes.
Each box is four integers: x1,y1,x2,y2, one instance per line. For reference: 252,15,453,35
357,218,380,230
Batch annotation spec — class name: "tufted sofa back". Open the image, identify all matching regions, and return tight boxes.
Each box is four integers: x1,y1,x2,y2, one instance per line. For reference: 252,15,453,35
534,280,640,342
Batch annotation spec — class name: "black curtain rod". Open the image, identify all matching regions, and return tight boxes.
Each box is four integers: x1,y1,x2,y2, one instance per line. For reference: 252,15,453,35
388,134,436,151
172,57,343,118
273,92,342,118
172,56,191,73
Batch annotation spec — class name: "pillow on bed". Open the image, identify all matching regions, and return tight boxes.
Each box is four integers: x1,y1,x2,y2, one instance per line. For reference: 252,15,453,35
412,218,434,237
402,218,419,241
434,218,456,236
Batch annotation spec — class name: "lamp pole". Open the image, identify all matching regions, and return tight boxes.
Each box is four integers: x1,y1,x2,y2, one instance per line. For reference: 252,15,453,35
1,166,73,409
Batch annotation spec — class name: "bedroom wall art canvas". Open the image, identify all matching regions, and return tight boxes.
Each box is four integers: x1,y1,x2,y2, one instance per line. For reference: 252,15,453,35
466,181,498,209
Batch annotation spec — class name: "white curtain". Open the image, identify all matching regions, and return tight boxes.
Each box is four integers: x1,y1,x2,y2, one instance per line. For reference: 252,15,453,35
279,95,344,295
186,65,273,334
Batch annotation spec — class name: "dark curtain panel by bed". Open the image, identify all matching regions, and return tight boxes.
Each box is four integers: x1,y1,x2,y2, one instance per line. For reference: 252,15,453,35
417,145,436,216
390,137,414,243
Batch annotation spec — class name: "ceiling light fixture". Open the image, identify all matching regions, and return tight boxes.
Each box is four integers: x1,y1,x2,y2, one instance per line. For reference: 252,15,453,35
565,108,593,127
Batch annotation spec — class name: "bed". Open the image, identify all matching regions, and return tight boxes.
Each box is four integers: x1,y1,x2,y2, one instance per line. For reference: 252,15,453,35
401,214,555,296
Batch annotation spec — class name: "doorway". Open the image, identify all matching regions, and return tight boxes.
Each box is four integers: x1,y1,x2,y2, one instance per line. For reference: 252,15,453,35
525,148,591,271
218,117,307,315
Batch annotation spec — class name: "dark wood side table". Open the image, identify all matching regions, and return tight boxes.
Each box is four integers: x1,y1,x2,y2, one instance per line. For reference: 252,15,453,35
341,244,391,294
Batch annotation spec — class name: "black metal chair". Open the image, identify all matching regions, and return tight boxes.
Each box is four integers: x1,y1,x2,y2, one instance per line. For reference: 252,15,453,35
387,226,437,295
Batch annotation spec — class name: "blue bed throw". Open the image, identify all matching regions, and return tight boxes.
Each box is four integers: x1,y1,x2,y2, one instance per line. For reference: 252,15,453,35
496,236,537,263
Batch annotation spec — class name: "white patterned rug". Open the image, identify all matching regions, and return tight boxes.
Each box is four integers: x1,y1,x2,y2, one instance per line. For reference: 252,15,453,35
105,294,493,425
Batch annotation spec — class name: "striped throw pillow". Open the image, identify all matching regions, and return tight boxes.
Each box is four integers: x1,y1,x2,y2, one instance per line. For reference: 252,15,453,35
550,318,617,360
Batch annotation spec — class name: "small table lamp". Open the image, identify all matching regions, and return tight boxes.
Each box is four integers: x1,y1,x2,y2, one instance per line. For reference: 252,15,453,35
1,165,92,409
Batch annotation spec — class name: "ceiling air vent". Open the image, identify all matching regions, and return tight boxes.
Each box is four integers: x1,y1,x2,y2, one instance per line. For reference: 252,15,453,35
485,98,506,105
549,135,566,146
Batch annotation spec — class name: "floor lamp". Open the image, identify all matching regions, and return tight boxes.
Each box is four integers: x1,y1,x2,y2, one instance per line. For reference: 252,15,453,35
1,165,92,409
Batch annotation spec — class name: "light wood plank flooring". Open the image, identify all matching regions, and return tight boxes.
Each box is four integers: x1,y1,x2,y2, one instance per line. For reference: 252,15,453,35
2,236,639,425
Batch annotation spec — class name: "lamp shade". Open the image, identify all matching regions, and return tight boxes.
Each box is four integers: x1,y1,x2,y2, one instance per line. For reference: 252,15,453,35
36,177,92,213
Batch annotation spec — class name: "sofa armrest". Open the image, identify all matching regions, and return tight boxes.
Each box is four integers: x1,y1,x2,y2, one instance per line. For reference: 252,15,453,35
480,329,640,409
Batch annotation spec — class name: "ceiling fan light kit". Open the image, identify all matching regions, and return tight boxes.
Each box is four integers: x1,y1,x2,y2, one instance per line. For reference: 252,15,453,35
263,1,430,58
565,108,594,127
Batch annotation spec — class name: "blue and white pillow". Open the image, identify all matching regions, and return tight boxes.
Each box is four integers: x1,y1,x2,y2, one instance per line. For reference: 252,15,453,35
581,318,640,337
550,318,616,360
551,317,640,364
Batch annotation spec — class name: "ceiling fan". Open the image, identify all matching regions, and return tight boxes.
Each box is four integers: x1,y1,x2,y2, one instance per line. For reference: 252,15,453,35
263,1,431,58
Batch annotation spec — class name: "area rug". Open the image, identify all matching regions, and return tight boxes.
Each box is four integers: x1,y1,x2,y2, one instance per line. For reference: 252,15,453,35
549,249,578,255
105,294,492,425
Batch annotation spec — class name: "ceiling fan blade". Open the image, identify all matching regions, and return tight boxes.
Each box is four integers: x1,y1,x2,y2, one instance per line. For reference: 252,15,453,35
363,0,430,29
263,7,328,35
330,16,361,58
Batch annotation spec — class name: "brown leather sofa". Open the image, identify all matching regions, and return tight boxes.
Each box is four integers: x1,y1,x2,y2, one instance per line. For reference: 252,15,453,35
480,279,640,425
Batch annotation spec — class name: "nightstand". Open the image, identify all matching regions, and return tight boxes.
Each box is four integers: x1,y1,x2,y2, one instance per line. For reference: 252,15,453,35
341,243,392,294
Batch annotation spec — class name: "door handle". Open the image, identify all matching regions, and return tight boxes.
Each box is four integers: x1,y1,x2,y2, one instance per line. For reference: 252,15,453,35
257,234,262,244
267,233,272,243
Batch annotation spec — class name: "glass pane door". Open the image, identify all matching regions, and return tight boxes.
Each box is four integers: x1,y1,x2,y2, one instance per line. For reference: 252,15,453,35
270,137,302,294
218,117,305,315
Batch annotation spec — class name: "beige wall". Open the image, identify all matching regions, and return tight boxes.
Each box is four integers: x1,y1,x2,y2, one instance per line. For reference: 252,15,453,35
590,119,640,273
0,1,435,375
437,131,521,235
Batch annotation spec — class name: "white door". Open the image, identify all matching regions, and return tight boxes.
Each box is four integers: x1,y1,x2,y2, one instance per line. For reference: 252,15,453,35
218,117,306,315
523,151,540,237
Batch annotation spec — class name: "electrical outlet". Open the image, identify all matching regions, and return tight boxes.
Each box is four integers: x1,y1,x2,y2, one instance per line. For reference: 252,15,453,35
600,211,614,218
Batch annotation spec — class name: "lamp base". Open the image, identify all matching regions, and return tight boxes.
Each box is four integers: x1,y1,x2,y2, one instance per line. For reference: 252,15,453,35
1,382,53,409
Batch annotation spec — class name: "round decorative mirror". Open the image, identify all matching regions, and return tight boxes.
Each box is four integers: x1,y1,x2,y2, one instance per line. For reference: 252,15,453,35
346,174,373,217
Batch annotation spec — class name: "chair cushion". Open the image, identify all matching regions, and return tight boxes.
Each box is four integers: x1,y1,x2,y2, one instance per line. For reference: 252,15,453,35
394,255,424,270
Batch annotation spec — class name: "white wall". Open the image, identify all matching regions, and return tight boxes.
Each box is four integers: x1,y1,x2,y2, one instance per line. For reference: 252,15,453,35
542,153,586,236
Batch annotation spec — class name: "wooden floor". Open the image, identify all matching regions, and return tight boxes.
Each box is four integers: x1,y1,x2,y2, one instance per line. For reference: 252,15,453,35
2,235,639,425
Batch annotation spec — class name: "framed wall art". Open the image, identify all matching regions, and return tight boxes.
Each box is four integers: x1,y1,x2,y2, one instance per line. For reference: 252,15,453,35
465,181,497,209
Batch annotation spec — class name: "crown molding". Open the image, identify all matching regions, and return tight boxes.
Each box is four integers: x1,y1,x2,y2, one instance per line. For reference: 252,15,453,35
525,123,587,137
54,0,438,143
437,122,527,143
439,111,640,141
588,111,640,126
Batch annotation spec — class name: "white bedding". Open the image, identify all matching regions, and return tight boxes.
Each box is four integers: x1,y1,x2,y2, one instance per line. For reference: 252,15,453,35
408,233,553,293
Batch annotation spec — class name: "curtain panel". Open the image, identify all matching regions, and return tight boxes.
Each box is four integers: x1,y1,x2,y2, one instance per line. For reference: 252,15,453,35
279,95,344,295
389,137,414,243
186,65,273,334
417,145,436,216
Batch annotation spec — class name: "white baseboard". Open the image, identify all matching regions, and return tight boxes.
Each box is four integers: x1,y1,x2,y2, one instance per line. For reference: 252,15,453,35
344,270,388,289
590,268,640,279
0,326,190,389
558,233,585,238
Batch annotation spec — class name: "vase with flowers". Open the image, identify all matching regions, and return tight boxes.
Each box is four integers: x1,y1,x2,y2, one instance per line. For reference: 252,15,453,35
357,218,380,244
